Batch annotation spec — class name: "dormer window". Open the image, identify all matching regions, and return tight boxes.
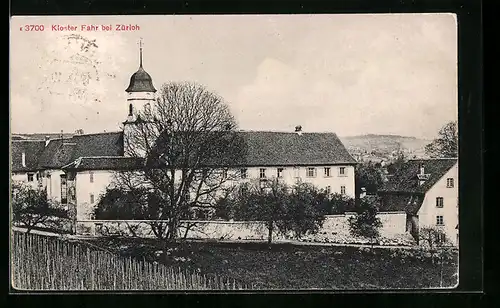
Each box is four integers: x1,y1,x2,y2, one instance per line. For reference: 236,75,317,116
419,164,425,175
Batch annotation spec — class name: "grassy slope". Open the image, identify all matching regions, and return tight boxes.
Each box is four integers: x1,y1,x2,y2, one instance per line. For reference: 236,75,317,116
84,237,458,290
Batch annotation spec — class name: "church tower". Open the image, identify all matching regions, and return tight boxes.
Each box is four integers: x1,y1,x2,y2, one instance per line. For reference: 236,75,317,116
123,39,157,157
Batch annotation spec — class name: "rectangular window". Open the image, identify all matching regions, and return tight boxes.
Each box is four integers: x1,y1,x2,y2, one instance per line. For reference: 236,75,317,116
27,173,34,182
326,186,331,194
340,185,346,195
324,167,331,177
277,168,284,178
90,194,95,204
436,233,446,243
436,197,444,208
293,167,300,178
240,168,247,179
90,172,94,183
306,167,316,178
339,167,346,176
259,168,266,179
436,215,444,226
60,174,67,204
446,178,454,188
36,173,41,181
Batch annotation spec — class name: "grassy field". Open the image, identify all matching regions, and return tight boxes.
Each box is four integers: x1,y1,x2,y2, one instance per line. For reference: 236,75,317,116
10,231,250,290
84,237,459,290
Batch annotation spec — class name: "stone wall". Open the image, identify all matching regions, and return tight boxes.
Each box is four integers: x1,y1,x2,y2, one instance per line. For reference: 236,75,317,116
76,212,415,246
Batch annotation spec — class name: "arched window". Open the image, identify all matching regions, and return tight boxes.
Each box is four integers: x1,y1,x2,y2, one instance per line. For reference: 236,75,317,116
128,103,133,116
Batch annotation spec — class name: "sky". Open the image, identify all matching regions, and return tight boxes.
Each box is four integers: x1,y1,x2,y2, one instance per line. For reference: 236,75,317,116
10,14,457,139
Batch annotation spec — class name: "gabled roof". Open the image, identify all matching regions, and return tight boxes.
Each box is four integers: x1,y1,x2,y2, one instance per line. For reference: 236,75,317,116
150,130,356,168
14,129,354,172
377,158,457,214
62,156,145,171
379,158,457,194
37,132,124,169
238,131,356,166
10,140,46,172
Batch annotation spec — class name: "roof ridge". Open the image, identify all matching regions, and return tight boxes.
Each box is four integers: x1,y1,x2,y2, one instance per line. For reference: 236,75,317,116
408,157,457,161
11,139,46,142
238,130,338,135
72,131,122,137
78,156,132,159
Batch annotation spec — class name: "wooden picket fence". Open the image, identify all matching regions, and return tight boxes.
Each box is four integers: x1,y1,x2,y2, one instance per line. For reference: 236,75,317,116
11,231,250,290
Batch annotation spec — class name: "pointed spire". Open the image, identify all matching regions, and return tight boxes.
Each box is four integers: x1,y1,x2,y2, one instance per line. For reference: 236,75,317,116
139,37,143,68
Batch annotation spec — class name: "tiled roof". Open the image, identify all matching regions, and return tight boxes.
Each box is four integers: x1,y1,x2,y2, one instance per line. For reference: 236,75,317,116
379,158,457,193
378,193,424,215
240,131,356,166
15,129,354,172
37,132,124,169
125,66,156,93
62,157,145,171
377,158,457,214
10,140,46,172
150,130,357,168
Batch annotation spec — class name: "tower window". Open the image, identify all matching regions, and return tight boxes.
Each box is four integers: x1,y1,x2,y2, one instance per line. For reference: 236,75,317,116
341,186,346,195
89,172,94,183
128,103,133,116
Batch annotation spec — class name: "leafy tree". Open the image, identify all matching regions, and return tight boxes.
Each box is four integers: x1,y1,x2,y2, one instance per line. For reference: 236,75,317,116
355,162,385,195
385,149,407,176
216,179,327,245
279,182,328,240
348,195,383,246
11,183,67,234
323,193,355,215
425,121,458,158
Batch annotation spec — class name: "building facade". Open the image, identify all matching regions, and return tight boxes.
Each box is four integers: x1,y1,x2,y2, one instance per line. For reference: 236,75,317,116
10,41,357,227
378,158,459,246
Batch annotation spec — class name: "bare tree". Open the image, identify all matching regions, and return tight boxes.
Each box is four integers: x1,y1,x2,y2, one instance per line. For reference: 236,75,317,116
425,121,458,158
113,81,246,243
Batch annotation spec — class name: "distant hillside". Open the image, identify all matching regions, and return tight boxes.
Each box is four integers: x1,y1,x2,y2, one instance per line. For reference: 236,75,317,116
339,134,431,159
11,133,76,140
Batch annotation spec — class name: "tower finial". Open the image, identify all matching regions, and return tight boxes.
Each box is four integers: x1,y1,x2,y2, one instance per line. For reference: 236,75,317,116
139,37,143,68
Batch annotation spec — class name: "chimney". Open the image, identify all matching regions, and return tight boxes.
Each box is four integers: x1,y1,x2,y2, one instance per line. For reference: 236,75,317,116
295,125,302,136
21,152,26,167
